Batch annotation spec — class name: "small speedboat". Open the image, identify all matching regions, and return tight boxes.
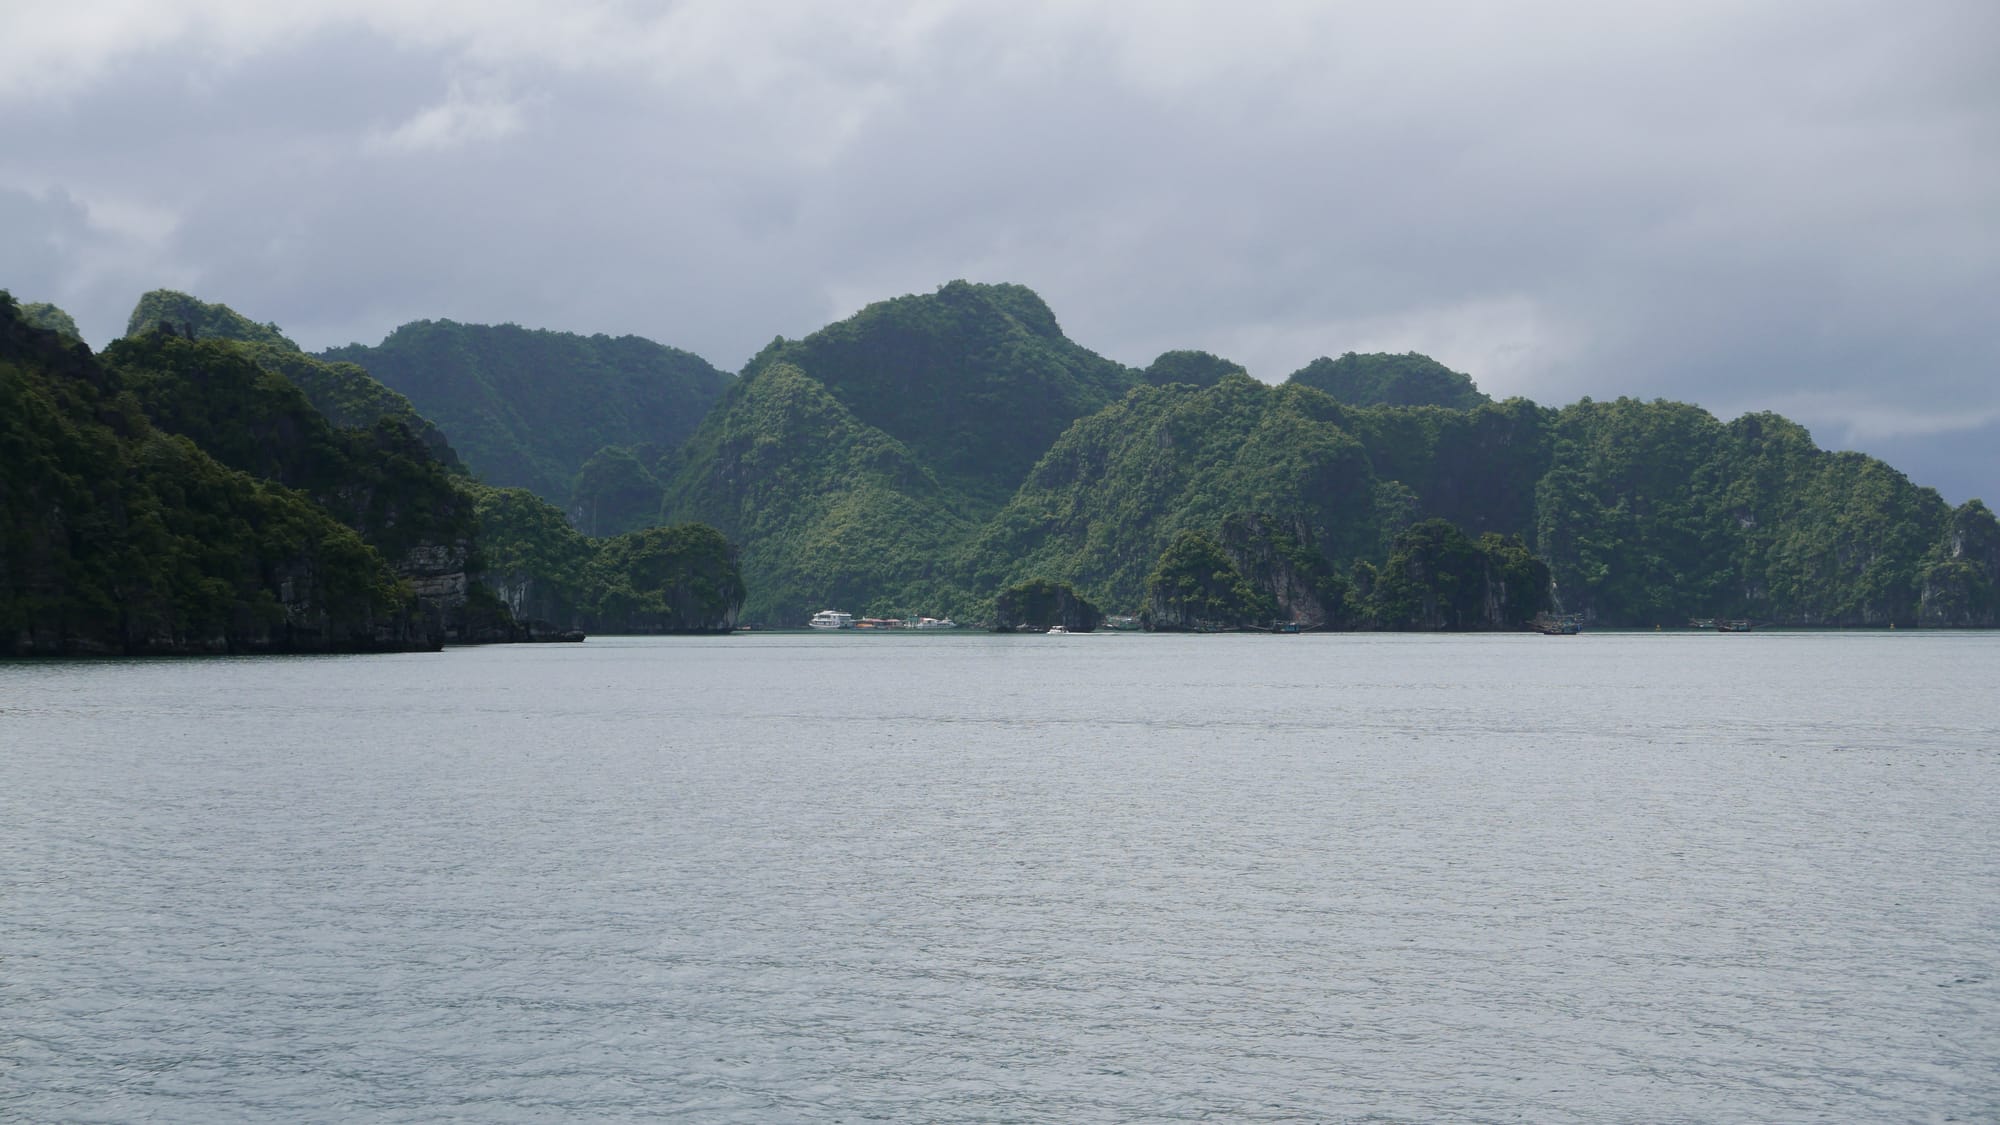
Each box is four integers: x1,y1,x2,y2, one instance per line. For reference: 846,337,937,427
1045,625,1070,635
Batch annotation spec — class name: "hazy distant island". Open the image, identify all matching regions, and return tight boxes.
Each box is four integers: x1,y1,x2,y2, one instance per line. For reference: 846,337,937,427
4,281,1995,654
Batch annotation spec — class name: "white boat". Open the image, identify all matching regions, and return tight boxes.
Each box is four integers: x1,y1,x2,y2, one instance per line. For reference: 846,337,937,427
808,609,854,630
912,616,957,630
1045,625,1070,635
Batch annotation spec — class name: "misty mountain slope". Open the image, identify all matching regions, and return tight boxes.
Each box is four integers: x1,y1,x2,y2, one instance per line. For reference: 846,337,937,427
747,281,1142,513
321,320,733,508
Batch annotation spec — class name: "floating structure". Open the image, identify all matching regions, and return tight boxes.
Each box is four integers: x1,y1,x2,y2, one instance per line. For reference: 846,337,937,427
808,609,854,629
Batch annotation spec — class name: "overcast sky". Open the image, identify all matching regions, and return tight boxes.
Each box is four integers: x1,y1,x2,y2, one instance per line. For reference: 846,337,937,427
4,0,1995,502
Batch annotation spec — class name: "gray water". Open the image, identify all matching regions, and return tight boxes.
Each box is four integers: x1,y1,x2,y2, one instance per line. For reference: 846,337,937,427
3,631,1996,1123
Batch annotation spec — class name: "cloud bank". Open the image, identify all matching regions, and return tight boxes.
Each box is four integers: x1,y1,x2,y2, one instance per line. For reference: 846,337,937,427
3,0,1994,501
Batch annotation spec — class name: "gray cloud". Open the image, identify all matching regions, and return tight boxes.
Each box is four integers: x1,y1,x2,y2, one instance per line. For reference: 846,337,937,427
3,0,1994,503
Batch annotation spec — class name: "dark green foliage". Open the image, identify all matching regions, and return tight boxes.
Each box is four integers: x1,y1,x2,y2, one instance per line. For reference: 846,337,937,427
1365,520,1551,630
1534,398,1732,624
103,331,476,565
121,290,464,470
1338,397,1555,538
465,483,593,627
19,301,80,340
0,292,424,654
993,577,1102,631
1288,352,1490,409
660,361,972,625
969,377,1381,614
582,524,745,633
1143,529,1277,630
320,320,732,506
245,344,464,471
127,289,297,349
1920,500,2000,625
570,445,662,537
467,482,745,634
746,281,1140,512
1143,349,1247,388
1531,398,1987,626
1217,512,1354,628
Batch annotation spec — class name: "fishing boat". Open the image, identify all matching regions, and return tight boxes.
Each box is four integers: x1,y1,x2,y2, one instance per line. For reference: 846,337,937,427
808,609,854,630
1530,613,1583,635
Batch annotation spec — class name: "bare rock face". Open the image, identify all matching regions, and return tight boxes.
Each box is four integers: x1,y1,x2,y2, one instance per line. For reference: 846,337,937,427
398,540,472,605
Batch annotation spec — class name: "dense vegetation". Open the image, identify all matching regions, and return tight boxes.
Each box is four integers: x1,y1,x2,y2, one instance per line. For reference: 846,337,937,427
659,361,971,624
738,281,1140,512
1359,520,1550,630
123,290,461,467
0,293,426,653
992,577,1102,632
1142,349,1248,389
11,279,1994,638
106,328,478,566
129,289,299,350
652,284,1995,629
321,320,732,507
583,524,745,633
465,482,744,633
569,445,663,537
1143,529,1278,630
1287,352,1490,409
19,301,80,340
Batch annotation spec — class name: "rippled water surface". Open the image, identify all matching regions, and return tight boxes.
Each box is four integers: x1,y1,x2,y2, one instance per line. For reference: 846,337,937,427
4,632,1997,1122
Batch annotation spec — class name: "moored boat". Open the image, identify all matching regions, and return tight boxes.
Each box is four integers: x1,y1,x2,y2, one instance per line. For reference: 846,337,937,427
808,609,854,630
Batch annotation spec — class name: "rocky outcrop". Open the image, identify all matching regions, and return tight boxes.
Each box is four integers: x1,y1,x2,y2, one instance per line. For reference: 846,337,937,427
1217,513,1347,629
993,578,1102,632
1918,500,2000,627
1361,519,1551,631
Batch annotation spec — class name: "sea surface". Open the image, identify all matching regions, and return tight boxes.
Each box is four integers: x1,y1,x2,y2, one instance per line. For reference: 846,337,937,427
3,631,1996,1123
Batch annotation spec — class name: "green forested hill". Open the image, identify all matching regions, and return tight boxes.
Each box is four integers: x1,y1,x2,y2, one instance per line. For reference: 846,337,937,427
1142,350,1248,388
1288,351,1491,409
973,373,1997,628
320,320,733,507
652,283,1994,628
967,377,1381,609
16,281,1991,635
129,289,299,349
1536,399,1997,625
104,329,477,567
0,294,427,653
659,362,972,624
744,281,1141,511
122,290,462,468
19,301,80,340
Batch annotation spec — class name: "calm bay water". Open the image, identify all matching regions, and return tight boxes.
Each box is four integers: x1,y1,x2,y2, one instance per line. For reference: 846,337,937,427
3,631,1996,1122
